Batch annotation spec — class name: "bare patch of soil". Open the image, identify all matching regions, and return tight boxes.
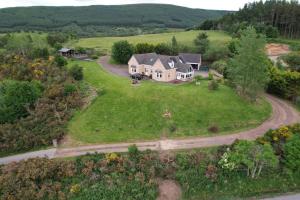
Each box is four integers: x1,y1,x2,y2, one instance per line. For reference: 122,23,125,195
157,180,182,200
266,43,290,56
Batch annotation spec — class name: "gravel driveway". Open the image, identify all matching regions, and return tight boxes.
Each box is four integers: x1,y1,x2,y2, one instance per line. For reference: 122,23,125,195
98,56,129,77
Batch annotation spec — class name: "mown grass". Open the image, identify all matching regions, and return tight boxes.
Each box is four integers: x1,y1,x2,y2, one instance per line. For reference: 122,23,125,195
70,30,231,53
67,60,271,144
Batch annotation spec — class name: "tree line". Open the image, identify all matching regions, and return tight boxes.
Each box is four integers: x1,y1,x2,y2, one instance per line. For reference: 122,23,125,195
200,0,300,39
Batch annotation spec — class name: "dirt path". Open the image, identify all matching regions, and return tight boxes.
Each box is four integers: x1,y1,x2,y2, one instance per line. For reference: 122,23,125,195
0,90,299,165
98,56,129,77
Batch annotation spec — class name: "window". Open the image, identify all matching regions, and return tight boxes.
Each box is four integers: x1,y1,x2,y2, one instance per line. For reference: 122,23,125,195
132,68,136,73
181,75,185,78
157,72,162,78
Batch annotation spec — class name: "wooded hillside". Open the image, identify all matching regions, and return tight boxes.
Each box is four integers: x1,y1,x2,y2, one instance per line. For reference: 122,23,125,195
201,0,300,39
0,4,229,36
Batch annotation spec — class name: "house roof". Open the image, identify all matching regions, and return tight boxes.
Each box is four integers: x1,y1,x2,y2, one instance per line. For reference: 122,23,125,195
179,53,201,64
59,48,72,53
131,53,194,73
133,53,158,65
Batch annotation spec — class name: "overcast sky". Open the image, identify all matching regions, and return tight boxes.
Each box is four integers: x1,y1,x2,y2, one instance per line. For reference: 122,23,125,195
0,0,261,11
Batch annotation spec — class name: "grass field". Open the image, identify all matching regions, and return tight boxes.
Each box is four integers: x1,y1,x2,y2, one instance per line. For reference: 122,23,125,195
70,30,231,53
67,60,271,144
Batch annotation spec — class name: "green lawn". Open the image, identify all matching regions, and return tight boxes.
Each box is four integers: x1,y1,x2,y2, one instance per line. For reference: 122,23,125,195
70,30,231,53
67,60,271,144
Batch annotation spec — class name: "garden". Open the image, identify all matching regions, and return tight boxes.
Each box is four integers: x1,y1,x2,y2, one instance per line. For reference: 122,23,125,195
66,59,271,145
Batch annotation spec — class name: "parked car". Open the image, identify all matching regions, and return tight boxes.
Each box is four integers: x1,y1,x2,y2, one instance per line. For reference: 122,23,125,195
131,73,143,80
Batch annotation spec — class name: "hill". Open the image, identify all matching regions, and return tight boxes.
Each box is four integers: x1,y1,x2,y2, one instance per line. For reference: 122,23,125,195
0,4,230,36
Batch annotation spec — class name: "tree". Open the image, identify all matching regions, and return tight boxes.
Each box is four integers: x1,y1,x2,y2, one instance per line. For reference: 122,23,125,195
69,64,83,81
135,43,155,54
283,135,300,171
47,32,68,47
0,80,42,124
194,32,209,54
111,40,134,64
154,43,172,55
5,33,33,56
31,47,49,59
220,140,278,178
171,36,179,55
228,27,270,101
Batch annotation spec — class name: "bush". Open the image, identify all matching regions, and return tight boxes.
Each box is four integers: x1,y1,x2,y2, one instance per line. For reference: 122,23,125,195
282,52,300,72
135,43,155,54
54,55,68,67
211,60,227,74
267,67,300,102
283,135,300,172
69,64,84,81
208,80,219,90
208,125,219,133
204,45,230,62
64,84,77,96
154,43,173,55
111,40,134,64
91,55,99,59
0,80,42,124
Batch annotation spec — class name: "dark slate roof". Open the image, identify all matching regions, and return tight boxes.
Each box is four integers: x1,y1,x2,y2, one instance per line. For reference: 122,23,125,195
133,53,158,65
132,53,193,73
179,53,201,64
176,63,193,73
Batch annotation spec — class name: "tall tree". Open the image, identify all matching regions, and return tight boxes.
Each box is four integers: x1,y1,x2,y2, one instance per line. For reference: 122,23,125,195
194,32,209,54
228,27,269,101
112,40,134,64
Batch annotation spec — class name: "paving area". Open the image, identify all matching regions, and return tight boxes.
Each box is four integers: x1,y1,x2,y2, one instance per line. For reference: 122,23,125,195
98,56,129,77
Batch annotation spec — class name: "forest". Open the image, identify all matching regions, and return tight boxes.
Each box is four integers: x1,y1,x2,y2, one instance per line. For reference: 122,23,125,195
200,0,300,39
0,4,229,37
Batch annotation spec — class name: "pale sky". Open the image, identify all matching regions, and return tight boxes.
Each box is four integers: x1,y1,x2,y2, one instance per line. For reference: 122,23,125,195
0,0,261,11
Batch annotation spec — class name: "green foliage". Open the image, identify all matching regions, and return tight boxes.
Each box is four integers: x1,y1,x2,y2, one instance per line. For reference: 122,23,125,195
204,44,230,61
47,32,69,47
211,60,227,74
228,27,269,101
221,140,278,178
0,5,229,36
0,56,83,154
282,52,300,72
69,64,84,81
154,43,173,55
55,55,68,67
267,67,300,102
64,84,77,96
112,40,134,64
31,47,49,59
228,39,239,56
0,80,42,124
194,32,209,54
135,43,155,54
216,0,300,39
283,135,300,172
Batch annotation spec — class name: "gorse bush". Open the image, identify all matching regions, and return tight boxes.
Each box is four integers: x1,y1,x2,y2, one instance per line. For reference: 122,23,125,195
0,55,83,154
69,64,83,81
1,125,300,200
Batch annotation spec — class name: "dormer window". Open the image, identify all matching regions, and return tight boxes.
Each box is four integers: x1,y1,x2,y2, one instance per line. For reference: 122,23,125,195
168,61,175,68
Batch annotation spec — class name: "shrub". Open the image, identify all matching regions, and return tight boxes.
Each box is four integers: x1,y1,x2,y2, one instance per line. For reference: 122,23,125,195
169,124,177,133
0,80,42,124
208,125,219,133
64,84,77,96
211,60,227,74
111,40,134,64
91,55,99,59
135,43,155,54
54,55,68,67
283,135,300,172
219,140,278,178
154,43,173,55
69,64,84,81
267,67,300,102
208,80,219,90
